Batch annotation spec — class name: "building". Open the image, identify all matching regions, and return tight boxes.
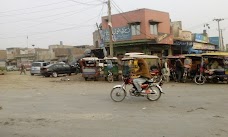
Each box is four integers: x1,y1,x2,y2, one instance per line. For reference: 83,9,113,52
94,8,173,57
171,21,219,55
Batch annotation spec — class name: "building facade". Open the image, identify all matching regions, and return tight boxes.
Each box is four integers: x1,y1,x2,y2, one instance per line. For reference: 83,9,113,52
94,8,173,57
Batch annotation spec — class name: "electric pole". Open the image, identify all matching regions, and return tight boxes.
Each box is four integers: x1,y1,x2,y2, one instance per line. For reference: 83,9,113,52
213,18,224,51
220,29,225,51
108,0,113,57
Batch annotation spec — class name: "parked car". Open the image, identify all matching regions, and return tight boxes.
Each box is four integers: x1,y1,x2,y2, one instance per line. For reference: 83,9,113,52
40,63,76,77
30,62,49,75
6,65,19,71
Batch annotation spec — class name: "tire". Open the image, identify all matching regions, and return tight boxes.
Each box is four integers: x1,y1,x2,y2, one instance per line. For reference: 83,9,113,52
44,75,50,77
85,77,88,81
107,75,114,83
52,72,58,78
182,73,187,83
194,75,206,85
110,87,126,102
146,85,162,101
172,72,177,82
31,73,34,76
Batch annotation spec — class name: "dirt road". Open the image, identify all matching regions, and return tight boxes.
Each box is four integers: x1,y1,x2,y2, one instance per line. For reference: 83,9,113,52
0,72,228,137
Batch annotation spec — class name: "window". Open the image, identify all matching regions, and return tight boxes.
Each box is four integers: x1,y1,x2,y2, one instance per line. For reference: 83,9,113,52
131,23,140,36
150,23,158,35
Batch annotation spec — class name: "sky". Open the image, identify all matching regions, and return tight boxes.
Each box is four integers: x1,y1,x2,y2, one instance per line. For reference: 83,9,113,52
0,0,228,50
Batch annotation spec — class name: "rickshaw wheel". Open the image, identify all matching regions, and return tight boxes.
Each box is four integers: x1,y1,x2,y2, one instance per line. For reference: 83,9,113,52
194,75,206,85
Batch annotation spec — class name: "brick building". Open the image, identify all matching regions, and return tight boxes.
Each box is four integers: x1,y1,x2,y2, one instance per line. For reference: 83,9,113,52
94,8,173,57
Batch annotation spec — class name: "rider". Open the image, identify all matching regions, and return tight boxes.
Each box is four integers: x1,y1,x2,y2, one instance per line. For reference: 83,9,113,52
132,58,152,93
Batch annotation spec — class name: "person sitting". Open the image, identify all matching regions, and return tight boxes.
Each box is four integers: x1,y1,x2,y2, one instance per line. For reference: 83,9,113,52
132,58,152,93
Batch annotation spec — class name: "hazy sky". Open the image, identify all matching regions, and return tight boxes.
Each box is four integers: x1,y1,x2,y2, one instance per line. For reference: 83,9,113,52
0,0,227,49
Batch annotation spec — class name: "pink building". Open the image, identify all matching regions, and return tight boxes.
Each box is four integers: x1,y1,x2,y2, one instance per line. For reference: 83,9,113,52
95,8,173,56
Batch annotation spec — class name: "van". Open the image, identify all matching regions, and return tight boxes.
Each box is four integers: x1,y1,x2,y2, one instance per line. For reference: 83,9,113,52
30,62,49,75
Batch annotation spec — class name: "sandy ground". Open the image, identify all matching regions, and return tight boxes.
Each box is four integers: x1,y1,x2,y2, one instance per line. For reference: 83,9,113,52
0,71,228,137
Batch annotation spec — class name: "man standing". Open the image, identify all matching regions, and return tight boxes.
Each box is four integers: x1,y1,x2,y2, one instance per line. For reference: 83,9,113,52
175,58,184,82
20,63,26,75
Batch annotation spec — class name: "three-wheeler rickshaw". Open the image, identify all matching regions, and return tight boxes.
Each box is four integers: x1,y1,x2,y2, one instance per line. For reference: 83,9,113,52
194,52,228,85
121,54,161,82
80,57,100,81
103,57,119,82
182,54,202,83
165,55,185,82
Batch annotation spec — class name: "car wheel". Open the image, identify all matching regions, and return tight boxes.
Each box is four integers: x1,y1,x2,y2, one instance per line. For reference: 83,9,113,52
31,73,34,76
52,72,58,78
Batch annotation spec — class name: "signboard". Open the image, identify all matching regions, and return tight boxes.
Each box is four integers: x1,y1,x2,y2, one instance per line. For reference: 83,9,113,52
179,30,192,41
209,37,219,46
102,26,132,42
192,42,215,50
156,33,173,44
174,41,193,46
194,34,209,43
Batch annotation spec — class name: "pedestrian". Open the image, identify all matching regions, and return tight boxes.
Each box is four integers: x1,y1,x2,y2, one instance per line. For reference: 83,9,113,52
174,58,184,82
162,58,170,82
20,63,26,75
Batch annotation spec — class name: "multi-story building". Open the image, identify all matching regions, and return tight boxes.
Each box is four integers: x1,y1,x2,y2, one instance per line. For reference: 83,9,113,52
171,21,219,55
94,8,173,57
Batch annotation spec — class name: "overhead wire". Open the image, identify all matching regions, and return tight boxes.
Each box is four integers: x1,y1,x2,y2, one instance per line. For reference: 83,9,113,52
0,4,102,36
0,2,106,40
111,0,153,39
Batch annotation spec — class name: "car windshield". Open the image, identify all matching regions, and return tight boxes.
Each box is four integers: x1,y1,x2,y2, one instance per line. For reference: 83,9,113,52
32,63,41,67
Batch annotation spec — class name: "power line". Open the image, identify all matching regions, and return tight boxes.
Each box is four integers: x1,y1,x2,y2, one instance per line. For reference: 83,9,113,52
0,4,101,36
0,4,105,39
0,0,69,14
67,0,103,6
0,0,102,15
111,0,153,39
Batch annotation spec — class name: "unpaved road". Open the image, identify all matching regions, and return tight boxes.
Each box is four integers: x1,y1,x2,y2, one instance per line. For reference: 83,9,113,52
0,72,228,137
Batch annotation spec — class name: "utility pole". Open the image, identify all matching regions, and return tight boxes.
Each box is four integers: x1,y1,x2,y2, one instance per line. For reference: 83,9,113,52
107,0,113,57
213,18,224,51
220,29,225,51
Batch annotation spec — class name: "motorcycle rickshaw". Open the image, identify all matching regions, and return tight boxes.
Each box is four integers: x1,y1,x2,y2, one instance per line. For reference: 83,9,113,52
103,57,119,82
80,57,100,81
194,52,228,85
182,54,202,83
165,55,185,82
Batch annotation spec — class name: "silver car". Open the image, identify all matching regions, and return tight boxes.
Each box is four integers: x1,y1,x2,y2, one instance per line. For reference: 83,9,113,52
30,62,49,75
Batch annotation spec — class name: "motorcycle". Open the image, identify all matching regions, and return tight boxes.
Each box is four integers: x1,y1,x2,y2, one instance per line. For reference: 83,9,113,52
110,75,164,102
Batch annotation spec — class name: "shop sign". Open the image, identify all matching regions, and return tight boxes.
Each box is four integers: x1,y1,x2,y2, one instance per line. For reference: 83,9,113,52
156,33,173,44
209,37,219,46
102,26,131,42
192,42,215,50
195,34,209,43
179,30,192,41
174,41,192,46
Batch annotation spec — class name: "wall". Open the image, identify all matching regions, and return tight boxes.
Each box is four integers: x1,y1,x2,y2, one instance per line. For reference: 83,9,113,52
101,8,171,41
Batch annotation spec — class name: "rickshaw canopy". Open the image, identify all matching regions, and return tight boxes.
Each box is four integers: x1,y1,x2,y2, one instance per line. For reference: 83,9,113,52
202,52,228,57
81,57,99,61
